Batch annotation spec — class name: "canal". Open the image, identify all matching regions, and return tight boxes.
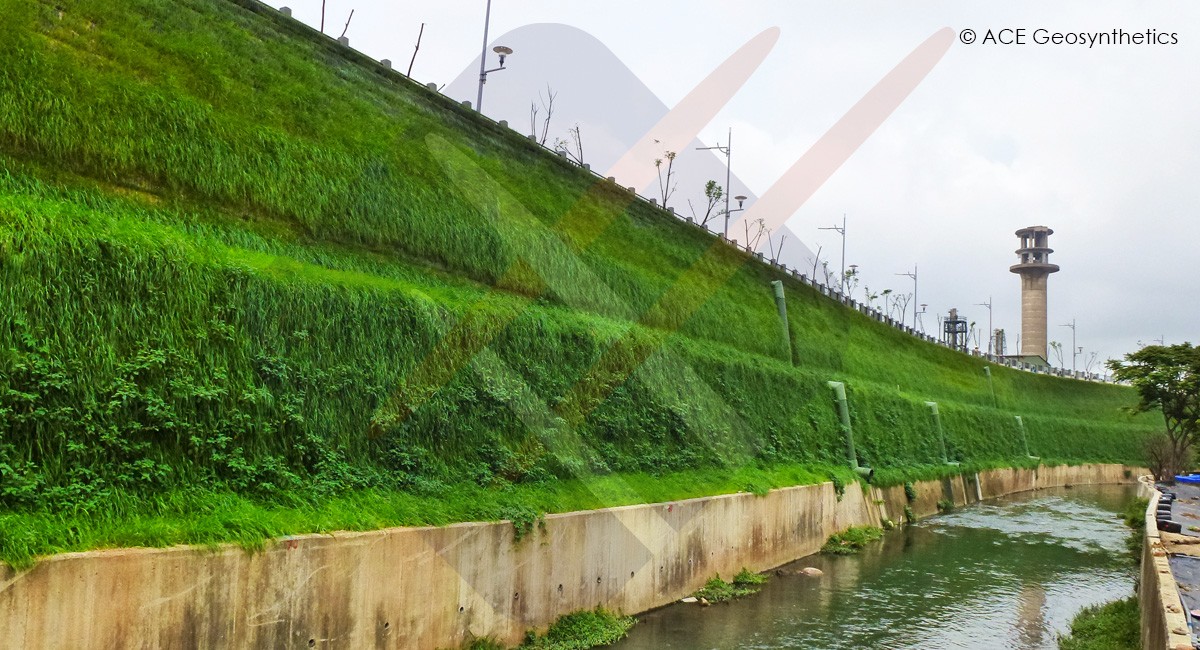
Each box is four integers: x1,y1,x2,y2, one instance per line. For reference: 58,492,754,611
613,484,1138,649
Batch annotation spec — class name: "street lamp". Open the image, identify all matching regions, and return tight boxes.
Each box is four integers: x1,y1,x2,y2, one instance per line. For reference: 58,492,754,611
1059,318,1077,374
818,214,847,293
917,303,928,333
475,0,514,114
895,264,917,328
975,296,993,356
697,128,742,238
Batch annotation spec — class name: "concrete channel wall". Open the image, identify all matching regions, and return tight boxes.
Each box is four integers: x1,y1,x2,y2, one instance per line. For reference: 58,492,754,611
1139,478,1193,650
0,463,1140,649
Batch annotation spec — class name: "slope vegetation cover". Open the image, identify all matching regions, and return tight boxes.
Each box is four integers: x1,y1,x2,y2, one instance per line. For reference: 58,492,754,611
0,0,1149,566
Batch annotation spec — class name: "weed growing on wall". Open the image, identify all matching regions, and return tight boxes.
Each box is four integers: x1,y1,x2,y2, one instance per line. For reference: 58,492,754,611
821,526,884,555
519,608,635,650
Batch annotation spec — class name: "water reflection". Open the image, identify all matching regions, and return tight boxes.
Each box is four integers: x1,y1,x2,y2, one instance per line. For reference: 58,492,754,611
612,485,1137,650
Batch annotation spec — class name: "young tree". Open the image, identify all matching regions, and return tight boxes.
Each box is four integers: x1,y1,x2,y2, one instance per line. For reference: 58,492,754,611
406,23,425,77
554,124,585,165
687,180,723,228
654,147,677,208
770,232,787,262
864,286,879,310
841,266,859,300
743,217,767,250
892,292,913,325
1049,341,1064,367
1108,343,1200,480
529,86,556,145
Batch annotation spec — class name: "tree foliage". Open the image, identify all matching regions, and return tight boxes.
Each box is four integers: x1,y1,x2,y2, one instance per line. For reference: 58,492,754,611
687,180,723,227
1108,343,1200,479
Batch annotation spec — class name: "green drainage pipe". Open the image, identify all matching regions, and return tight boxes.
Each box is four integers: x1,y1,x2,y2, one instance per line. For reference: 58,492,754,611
925,401,956,465
1015,415,1039,459
770,281,794,363
828,381,874,480
983,365,998,408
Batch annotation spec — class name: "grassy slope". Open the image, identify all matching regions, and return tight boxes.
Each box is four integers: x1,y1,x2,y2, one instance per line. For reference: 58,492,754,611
0,0,1152,565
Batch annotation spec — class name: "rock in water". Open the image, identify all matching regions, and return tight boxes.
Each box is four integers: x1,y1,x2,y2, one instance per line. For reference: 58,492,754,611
800,567,824,577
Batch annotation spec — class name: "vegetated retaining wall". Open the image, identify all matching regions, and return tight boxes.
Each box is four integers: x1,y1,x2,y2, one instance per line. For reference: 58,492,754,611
1138,477,1193,650
0,463,1140,649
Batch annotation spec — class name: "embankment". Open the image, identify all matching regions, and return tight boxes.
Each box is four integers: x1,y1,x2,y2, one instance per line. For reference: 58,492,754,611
0,463,1139,649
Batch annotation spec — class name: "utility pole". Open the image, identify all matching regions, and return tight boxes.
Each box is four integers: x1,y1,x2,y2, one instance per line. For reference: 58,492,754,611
819,214,847,293
1059,318,1077,374
896,264,917,327
697,128,739,238
975,296,993,356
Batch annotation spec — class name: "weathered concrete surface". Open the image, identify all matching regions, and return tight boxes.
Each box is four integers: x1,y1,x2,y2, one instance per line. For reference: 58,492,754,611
0,463,1141,649
1139,477,1195,650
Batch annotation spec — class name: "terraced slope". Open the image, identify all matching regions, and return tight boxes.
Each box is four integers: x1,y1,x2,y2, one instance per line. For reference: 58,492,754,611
0,0,1149,564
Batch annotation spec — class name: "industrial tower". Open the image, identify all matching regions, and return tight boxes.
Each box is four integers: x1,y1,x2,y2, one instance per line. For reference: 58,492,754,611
1009,226,1059,363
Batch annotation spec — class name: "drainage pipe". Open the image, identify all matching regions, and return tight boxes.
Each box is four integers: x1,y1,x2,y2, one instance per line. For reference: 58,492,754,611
828,381,874,480
1015,415,1038,459
770,281,794,364
983,365,998,408
925,401,956,465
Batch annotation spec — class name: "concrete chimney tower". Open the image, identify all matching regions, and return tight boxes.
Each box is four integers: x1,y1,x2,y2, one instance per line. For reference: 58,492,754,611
1009,226,1059,363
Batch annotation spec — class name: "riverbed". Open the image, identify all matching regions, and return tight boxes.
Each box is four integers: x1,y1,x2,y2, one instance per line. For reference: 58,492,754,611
612,484,1137,649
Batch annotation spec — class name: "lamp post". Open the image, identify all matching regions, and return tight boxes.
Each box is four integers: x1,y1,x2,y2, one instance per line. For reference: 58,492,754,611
697,128,742,238
731,194,747,229
895,264,917,328
1059,318,1077,374
819,214,847,293
975,296,993,356
475,0,513,114
917,303,928,333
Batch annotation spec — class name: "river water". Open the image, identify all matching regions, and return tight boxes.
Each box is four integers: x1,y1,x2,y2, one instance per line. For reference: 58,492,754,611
612,485,1137,650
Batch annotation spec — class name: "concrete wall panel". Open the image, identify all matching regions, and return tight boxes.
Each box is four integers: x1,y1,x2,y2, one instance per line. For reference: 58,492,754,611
0,464,1142,649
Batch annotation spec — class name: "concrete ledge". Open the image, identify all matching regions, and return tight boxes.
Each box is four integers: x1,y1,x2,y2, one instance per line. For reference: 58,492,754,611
1139,477,1194,650
0,463,1141,649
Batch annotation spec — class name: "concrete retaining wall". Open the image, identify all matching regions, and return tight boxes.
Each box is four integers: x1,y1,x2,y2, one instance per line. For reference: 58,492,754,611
1139,478,1193,650
0,463,1141,649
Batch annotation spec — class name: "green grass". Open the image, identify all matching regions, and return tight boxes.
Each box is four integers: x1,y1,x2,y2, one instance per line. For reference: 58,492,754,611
820,527,888,558
1122,497,1149,530
1058,597,1140,650
0,463,854,569
691,569,769,603
0,0,1154,565
519,608,635,650
821,526,885,555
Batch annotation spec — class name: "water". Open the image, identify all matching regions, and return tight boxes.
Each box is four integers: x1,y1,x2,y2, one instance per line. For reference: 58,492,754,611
613,485,1138,650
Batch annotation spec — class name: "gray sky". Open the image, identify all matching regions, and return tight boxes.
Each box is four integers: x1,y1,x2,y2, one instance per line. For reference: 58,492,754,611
269,1,1199,368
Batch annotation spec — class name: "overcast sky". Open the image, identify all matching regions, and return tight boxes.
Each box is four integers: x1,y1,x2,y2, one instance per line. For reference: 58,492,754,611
268,1,1199,369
